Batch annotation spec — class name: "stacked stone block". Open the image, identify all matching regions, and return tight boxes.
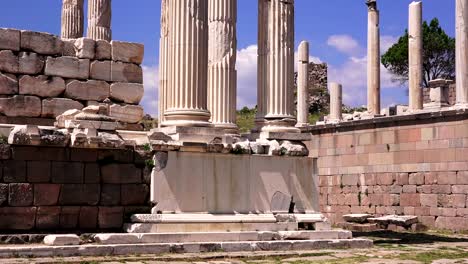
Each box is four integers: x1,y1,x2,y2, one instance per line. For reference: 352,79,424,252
423,83,457,106
307,112,468,231
0,28,144,124
0,145,151,230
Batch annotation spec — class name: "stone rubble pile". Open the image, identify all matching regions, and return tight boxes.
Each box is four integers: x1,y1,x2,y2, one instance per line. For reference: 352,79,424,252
0,28,144,124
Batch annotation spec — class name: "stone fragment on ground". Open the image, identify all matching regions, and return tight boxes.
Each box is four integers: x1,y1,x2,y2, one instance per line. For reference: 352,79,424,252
343,214,374,224
43,234,80,246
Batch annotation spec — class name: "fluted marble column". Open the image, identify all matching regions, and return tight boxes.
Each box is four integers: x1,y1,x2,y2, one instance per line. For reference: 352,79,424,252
158,0,169,127
163,0,211,127
87,0,112,41
409,1,423,111
329,83,343,122
296,41,309,128
367,0,381,115
255,0,268,130
61,0,84,39
258,0,298,133
208,0,238,133
456,0,468,107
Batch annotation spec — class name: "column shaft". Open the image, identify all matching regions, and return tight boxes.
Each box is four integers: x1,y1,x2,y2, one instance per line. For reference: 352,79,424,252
329,83,343,121
260,0,298,133
409,1,423,110
163,0,211,127
296,41,309,127
158,0,169,127
87,0,112,41
456,0,468,106
255,0,268,129
367,1,381,115
208,0,238,132
61,0,84,39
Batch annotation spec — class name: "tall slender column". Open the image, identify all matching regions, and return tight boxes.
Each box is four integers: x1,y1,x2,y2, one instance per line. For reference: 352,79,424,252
367,0,381,115
456,0,468,107
163,0,211,127
208,0,238,133
409,1,423,111
296,41,309,128
61,0,84,39
329,83,343,122
259,0,298,133
255,0,268,130
87,0,112,41
158,0,169,127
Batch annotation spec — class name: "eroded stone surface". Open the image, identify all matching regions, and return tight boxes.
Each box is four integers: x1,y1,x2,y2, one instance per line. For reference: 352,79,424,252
19,52,45,75
21,31,63,55
19,75,65,97
0,95,41,117
110,82,144,104
0,73,18,95
45,56,90,79
95,40,111,60
111,61,143,83
65,80,109,101
111,41,144,64
43,235,80,246
42,98,84,118
0,28,20,51
90,60,111,81
109,104,144,123
0,50,19,74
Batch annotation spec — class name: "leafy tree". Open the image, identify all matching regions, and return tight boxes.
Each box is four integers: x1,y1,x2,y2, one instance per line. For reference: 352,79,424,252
382,18,455,88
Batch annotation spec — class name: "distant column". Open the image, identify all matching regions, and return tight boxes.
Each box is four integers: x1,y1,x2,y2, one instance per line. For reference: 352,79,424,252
456,0,468,107
163,0,211,127
367,0,381,115
61,0,84,39
296,41,309,128
208,0,238,133
260,0,298,133
329,83,343,122
409,1,423,111
87,0,112,41
158,0,169,127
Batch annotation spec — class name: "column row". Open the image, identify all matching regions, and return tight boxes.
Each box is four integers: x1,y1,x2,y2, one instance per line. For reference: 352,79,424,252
61,0,112,41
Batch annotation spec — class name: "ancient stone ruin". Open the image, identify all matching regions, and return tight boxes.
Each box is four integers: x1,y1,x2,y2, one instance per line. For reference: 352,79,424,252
0,0,466,259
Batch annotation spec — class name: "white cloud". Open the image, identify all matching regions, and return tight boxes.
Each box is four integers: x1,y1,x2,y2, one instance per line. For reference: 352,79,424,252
328,34,402,107
236,45,258,108
141,65,159,117
327,34,363,56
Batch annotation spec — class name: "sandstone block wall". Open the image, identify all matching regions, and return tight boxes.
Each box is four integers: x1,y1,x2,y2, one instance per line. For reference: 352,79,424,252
0,144,151,231
0,28,144,126
306,111,468,231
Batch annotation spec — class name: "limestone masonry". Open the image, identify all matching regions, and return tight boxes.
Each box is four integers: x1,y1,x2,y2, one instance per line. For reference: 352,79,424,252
0,28,144,125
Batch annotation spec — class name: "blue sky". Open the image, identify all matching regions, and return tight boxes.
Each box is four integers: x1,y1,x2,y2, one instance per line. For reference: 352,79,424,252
0,1,456,115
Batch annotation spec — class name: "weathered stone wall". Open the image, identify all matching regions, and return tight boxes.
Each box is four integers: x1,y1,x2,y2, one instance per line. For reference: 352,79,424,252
423,83,456,106
305,110,468,231
0,28,144,127
0,144,151,231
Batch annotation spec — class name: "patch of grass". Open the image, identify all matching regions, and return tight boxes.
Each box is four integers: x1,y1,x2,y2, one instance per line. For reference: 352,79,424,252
236,107,256,133
394,249,468,264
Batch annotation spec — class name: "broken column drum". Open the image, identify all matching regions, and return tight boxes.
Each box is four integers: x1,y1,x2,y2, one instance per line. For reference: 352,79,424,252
257,0,299,133
456,0,468,107
87,0,112,41
158,0,169,127
61,0,84,39
296,41,309,128
408,1,423,111
207,0,238,132
367,0,381,115
162,0,211,127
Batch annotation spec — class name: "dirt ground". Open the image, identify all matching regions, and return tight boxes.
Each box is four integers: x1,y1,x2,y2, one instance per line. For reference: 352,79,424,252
1,231,467,264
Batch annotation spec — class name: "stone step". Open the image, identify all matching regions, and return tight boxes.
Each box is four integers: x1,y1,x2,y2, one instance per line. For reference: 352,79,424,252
0,239,373,258
94,230,353,245
124,222,299,233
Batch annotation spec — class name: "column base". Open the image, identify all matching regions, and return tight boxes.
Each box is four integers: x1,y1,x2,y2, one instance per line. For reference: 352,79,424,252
261,117,300,133
162,109,212,127
212,122,240,135
453,103,468,110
